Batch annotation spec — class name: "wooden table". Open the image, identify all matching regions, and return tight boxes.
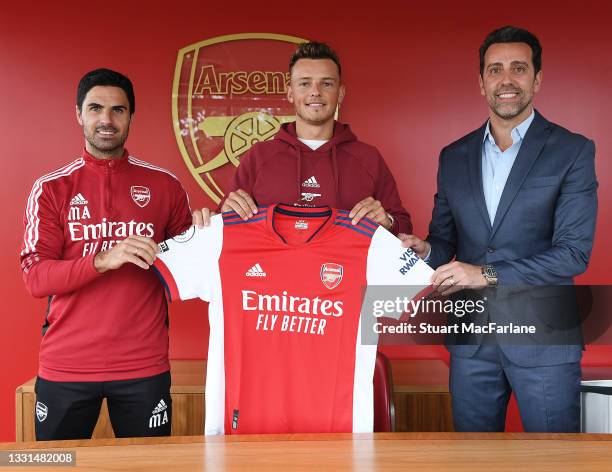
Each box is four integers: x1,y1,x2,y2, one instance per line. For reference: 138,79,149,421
15,359,452,441
2,433,612,471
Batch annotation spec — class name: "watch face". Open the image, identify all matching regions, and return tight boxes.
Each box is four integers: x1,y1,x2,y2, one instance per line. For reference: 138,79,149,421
484,266,497,278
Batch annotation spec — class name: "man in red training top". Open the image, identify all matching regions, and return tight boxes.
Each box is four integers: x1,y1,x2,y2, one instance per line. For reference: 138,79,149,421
20,68,192,440
195,41,411,233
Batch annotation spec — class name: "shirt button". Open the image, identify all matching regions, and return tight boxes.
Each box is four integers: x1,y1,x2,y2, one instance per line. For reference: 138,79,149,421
487,247,495,253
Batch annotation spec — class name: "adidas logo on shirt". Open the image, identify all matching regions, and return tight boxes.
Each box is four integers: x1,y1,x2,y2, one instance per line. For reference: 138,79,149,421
70,193,88,205
302,176,320,188
152,399,168,414
246,263,267,277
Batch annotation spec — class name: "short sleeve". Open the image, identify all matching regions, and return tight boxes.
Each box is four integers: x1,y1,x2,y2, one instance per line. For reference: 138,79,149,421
153,214,224,302
366,227,434,320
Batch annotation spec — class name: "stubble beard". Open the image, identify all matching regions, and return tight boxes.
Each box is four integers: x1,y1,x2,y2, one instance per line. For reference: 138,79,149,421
491,100,531,120
490,87,533,121
296,106,334,127
84,127,129,158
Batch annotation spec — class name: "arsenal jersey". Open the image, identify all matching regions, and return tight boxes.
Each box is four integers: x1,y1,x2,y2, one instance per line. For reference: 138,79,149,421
153,204,432,434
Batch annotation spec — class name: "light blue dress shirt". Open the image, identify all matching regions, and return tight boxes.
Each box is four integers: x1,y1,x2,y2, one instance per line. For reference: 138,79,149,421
422,111,536,263
482,111,535,224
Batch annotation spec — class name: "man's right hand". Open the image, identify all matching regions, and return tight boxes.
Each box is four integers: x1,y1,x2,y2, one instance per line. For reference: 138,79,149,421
221,189,258,221
397,233,431,260
94,235,159,273
192,208,215,228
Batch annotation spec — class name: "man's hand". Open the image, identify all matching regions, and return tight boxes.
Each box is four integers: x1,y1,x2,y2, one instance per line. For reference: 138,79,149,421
94,235,159,273
349,197,392,229
192,208,216,228
398,233,431,260
221,189,258,221
431,261,487,295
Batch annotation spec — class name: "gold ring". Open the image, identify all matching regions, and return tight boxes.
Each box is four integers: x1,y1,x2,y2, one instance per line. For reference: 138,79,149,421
449,276,455,286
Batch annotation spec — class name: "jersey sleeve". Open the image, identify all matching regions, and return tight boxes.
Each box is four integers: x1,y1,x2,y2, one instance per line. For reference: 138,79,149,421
153,214,223,302
366,227,434,319
217,148,256,211
164,177,193,239
20,179,102,298
373,152,413,235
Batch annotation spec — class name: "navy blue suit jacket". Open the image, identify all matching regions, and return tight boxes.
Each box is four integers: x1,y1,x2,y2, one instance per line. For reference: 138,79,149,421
427,110,597,366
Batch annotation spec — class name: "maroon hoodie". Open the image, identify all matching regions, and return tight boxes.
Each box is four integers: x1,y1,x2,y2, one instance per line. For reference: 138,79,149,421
223,121,412,234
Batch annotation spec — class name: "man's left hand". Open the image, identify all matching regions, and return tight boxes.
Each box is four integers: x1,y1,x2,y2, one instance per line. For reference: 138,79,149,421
349,197,392,229
431,261,487,295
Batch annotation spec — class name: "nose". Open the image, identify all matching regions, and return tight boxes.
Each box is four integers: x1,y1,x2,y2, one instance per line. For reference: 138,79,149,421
99,109,113,124
309,83,322,96
500,69,515,86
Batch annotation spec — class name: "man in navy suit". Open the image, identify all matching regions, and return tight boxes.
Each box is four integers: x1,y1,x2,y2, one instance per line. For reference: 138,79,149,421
401,26,597,432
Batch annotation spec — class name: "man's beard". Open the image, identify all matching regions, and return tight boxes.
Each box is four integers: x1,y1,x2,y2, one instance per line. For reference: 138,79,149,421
490,87,532,120
491,99,531,120
296,106,335,126
85,126,129,156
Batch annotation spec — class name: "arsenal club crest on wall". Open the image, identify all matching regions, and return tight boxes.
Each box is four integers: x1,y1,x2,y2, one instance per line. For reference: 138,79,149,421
321,263,344,290
130,186,151,207
172,33,306,205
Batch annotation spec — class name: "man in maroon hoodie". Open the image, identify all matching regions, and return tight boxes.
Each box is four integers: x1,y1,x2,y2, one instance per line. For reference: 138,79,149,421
196,42,411,234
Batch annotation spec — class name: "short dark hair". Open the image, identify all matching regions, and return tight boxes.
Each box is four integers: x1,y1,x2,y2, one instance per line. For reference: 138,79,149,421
77,68,135,114
289,41,342,77
479,26,542,75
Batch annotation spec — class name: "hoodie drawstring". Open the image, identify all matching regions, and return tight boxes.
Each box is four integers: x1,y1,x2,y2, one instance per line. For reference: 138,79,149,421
296,146,302,204
331,144,339,208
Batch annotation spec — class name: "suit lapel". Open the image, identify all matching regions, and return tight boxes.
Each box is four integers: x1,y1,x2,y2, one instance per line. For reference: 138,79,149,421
467,123,492,231
490,111,552,239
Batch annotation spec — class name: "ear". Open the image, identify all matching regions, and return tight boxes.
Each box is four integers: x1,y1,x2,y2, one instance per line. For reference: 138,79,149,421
76,105,83,125
533,70,542,93
287,83,294,104
478,74,485,97
338,84,346,105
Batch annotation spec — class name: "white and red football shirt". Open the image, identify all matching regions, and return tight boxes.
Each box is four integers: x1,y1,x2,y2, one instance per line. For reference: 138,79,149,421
153,204,432,435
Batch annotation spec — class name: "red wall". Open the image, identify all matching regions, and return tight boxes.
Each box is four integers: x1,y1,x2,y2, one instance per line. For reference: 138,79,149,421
1,0,610,441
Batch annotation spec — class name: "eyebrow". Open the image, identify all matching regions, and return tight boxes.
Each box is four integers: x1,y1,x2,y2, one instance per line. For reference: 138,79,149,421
487,60,530,68
295,76,338,81
86,103,128,110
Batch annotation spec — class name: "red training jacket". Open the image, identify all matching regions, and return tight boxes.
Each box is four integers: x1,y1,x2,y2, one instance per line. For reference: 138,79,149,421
20,150,192,382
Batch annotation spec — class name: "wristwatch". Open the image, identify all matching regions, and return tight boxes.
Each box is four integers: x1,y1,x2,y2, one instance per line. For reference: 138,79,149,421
481,265,498,286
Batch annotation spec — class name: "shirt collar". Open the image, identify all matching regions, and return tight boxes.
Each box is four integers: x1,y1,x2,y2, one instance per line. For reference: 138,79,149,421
483,110,535,145
82,148,130,170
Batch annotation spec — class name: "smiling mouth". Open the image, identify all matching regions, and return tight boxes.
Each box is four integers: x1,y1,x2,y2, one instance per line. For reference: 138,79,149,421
306,103,325,109
496,91,520,99
96,128,117,136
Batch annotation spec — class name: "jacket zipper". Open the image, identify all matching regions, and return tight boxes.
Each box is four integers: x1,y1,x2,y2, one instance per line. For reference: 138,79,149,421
105,162,114,215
